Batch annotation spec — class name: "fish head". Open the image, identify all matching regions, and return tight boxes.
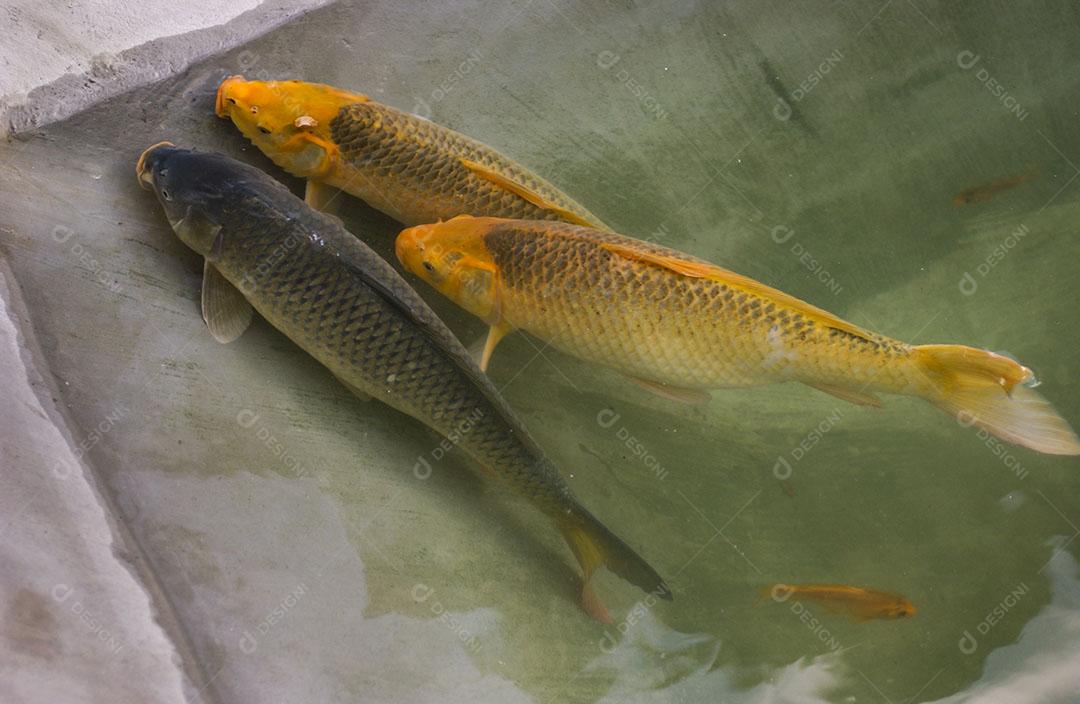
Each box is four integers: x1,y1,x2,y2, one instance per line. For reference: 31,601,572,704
396,215,501,321
216,75,368,178
880,598,917,619
137,142,236,257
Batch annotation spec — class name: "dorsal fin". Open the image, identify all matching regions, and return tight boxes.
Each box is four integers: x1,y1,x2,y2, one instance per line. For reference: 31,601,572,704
599,241,875,340
458,158,600,227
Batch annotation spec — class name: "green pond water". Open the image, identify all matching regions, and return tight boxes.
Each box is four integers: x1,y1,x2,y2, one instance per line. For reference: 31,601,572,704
2,1,1079,702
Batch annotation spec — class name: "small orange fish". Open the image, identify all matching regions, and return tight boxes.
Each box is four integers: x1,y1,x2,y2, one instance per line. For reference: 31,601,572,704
762,583,916,621
952,171,1037,206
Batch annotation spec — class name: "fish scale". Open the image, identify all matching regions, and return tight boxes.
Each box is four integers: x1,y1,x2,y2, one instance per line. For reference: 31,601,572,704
216,77,608,229
399,228,1079,456
328,102,604,226
481,221,917,393
138,146,670,617
212,197,573,513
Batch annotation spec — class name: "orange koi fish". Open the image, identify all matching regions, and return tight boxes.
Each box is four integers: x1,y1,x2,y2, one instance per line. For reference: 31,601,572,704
215,76,607,228
762,583,916,621
395,215,1080,456
953,171,1037,206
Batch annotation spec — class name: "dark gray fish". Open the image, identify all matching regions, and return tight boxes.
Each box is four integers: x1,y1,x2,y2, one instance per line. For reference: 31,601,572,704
136,143,670,621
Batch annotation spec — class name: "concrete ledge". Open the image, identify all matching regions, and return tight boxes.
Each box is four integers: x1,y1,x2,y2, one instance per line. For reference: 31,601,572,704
0,0,332,137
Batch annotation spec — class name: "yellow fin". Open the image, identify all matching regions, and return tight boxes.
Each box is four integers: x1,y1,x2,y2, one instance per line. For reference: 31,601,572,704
459,157,599,227
557,508,671,621
628,376,711,405
201,261,252,343
283,132,338,178
304,179,342,212
581,581,613,625
914,344,1080,455
600,241,876,341
477,321,513,372
806,382,882,408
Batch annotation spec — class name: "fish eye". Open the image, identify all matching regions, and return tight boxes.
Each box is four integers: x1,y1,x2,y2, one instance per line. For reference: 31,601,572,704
226,97,237,105
258,125,271,134
422,261,435,273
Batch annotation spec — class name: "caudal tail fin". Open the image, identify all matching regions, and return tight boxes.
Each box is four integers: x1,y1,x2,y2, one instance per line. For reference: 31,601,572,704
913,344,1080,455
558,508,672,623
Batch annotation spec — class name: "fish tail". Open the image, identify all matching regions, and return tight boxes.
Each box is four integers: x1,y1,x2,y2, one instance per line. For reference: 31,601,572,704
912,344,1080,455
558,507,671,621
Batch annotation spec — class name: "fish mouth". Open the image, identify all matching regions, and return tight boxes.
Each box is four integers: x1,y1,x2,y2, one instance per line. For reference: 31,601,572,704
216,75,246,118
136,141,176,189
395,225,428,268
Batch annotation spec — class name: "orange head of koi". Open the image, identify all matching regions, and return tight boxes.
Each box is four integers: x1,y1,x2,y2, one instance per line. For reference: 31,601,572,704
875,595,917,619
395,215,503,322
215,75,369,179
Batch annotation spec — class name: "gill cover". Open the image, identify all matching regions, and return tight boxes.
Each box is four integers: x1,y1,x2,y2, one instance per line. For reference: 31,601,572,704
395,216,503,323
396,216,511,371
136,141,254,343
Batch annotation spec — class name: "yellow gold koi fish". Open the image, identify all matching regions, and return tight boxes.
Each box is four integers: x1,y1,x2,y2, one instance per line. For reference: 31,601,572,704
396,215,1080,456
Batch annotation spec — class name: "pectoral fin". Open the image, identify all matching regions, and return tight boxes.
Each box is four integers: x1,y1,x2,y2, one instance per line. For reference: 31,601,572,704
806,382,882,408
305,179,342,212
477,321,513,372
201,261,253,343
459,158,599,227
284,132,338,179
628,376,711,405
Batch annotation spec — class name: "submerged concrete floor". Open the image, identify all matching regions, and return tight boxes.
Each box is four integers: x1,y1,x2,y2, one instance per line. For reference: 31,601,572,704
2,1,1080,702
